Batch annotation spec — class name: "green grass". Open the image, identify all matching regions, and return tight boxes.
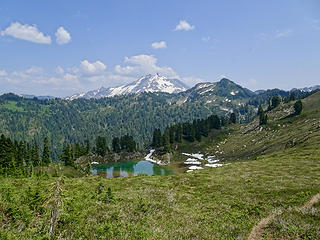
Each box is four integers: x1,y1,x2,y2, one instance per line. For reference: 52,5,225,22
0,101,24,112
266,202,320,239
1,145,319,239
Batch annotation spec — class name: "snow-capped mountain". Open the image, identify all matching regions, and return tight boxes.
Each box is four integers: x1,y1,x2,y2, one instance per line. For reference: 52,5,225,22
291,85,320,93
66,74,188,100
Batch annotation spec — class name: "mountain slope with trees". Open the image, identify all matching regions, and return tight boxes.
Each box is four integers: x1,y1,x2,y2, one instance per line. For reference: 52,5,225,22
0,79,316,160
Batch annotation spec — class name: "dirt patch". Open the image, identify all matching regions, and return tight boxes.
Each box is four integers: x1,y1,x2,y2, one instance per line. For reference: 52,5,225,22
248,192,320,240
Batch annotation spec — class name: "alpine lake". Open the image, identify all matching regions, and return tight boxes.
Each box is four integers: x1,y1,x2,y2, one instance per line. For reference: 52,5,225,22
92,160,176,178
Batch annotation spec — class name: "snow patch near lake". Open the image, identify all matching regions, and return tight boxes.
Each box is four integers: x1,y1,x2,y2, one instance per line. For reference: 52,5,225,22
189,166,204,170
145,149,165,165
205,163,224,168
182,152,230,172
184,158,202,165
182,153,204,160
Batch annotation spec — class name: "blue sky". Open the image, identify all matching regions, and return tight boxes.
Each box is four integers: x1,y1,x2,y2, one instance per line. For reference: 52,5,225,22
0,0,319,97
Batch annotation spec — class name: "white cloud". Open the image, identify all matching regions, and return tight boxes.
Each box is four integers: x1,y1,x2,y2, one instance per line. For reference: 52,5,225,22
0,22,51,44
182,77,204,86
55,27,71,45
258,29,293,40
56,66,64,75
174,20,195,31
0,69,8,77
80,60,107,74
115,54,178,78
151,41,167,49
274,29,293,39
201,36,210,42
0,56,204,96
218,74,229,79
25,66,44,75
114,65,135,75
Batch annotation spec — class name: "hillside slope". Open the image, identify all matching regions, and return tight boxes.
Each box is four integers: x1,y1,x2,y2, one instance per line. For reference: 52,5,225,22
0,79,257,158
1,92,319,239
207,91,320,161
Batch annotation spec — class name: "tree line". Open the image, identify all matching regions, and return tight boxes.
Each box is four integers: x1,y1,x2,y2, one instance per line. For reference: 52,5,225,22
0,133,137,176
0,135,50,176
257,93,303,126
151,114,234,152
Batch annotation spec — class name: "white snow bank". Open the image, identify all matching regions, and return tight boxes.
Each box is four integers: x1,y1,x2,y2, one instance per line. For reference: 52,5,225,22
91,161,99,165
189,166,204,170
207,159,220,164
182,153,204,160
145,149,155,160
144,149,165,165
205,163,224,168
184,161,201,165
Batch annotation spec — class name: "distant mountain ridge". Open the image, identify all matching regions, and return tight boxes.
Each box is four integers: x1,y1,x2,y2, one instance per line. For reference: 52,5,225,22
66,73,188,100
292,85,320,93
19,94,56,100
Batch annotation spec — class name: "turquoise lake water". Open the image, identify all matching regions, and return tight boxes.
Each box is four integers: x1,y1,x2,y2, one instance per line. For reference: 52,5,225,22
92,160,175,178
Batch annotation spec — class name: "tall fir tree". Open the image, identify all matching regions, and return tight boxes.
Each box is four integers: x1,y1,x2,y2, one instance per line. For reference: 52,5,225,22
175,125,182,143
42,137,50,166
152,129,162,147
31,140,41,167
112,137,121,153
162,129,171,152
85,138,90,154
294,100,303,115
96,136,107,156
229,113,237,124
61,144,74,166
257,105,263,116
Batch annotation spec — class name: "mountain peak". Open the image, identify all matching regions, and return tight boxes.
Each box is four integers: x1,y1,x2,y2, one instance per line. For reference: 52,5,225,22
219,78,233,84
66,74,188,100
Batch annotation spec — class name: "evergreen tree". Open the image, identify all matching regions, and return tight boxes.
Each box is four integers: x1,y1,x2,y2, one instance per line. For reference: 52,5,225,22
169,126,175,144
271,96,281,109
61,144,74,166
15,141,24,168
152,129,162,147
175,125,182,143
25,143,32,166
0,135,15,174
85,138,90,154
294,100,303,115
289,92,296,101
31,140,41,166
208,115,221,129
195,126,202,142
199,119,209,137
96,136,107,156
259,112,268,125
42,137,50,166
163,130,171,152
112,137,121,153
257,105,263,116
220,117,227,127
229,113,237,124
119,135,136,152
189,125,195,142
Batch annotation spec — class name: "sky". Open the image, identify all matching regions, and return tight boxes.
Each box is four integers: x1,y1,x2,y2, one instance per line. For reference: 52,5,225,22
0,0,320,97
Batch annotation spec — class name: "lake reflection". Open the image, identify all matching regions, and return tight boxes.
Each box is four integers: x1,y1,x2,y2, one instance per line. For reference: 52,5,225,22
92,160,174,178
